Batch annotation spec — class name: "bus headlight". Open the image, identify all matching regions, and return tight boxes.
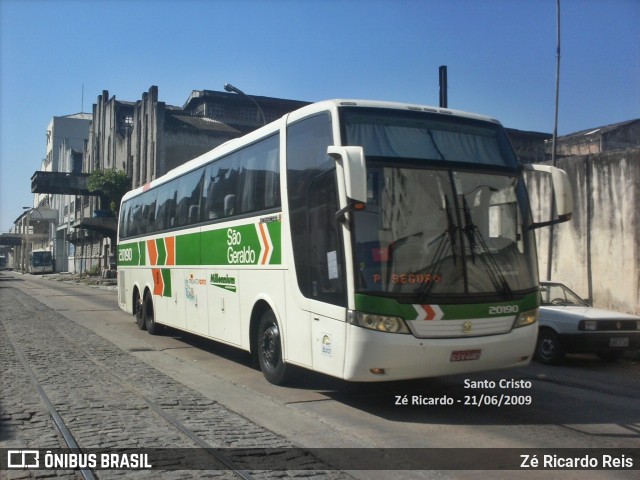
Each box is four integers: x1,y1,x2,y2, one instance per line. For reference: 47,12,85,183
512,308,538,328
350,311,410,334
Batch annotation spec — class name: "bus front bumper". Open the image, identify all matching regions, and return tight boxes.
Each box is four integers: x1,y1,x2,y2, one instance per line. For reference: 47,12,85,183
342,323,537,382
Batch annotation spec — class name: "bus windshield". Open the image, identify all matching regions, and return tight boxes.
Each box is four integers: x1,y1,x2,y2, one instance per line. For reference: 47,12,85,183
342,107,518,169
31,251,53,267
341,108,537,302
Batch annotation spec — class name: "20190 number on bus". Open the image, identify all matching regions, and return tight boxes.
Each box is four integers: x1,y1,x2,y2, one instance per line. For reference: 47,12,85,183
117,99,573,385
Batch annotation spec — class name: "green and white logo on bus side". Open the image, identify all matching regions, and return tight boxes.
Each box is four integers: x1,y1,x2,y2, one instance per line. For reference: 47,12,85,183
210,273,237,292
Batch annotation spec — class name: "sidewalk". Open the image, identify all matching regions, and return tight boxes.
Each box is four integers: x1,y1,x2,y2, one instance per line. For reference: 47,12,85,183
41,272,118,289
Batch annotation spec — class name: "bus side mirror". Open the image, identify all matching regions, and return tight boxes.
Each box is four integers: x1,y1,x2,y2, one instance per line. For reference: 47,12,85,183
524,164,574,229
328,146,367,204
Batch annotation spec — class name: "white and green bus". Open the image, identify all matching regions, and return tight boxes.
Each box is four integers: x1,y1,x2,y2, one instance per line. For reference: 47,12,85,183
117,99,572,385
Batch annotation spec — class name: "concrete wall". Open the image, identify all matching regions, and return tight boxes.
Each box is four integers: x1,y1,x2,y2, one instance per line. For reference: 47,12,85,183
162,130,229,173
130,86,239,189
529,149,639,315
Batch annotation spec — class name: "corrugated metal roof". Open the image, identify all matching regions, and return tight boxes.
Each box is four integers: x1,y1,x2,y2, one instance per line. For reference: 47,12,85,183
166,112,240,134
63,112,93,120
560,118,639,139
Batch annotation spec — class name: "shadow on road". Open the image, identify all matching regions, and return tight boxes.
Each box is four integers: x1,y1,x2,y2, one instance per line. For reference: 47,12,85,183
160,324,640,432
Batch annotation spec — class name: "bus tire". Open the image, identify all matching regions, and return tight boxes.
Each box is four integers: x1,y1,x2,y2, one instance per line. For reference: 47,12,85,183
143,293,161,335
257,310,291,385
135,291,146,330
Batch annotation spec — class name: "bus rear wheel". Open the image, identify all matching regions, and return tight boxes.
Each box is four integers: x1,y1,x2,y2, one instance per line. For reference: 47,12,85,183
135,291,146,330
143,293,161,335
257,310,292,385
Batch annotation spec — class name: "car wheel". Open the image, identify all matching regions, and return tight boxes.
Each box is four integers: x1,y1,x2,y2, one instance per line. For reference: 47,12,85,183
256,310,293,385
535,329,564,365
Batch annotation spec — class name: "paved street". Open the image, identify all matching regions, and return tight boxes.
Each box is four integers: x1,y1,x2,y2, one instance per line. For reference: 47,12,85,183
0,272,351,479
1,271,639,480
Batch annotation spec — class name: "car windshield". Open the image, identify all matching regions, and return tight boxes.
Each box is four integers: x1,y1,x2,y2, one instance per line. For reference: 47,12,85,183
540,283,589,306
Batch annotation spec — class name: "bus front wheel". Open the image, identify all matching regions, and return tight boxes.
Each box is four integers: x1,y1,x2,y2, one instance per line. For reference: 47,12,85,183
257,310,292,385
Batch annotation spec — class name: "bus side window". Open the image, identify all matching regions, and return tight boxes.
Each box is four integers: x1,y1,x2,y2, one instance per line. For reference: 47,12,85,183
264,148,280,208
129,199,143,237
175,168,204,227
239,156,259,213
286,112,335,300
307,171,346,306
155,184,174,232
141,190,157,235
203,164,223,220
214,156,239,218
119,201,131,238
236,134,280,214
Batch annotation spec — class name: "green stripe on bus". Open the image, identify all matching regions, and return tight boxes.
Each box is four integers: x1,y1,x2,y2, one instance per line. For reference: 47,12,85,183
157,238,167,266
139,241,146,266
117,241,145,266
354,292,539,321
176,233,200,266
118,220,282,268
201,228,232,265
266,221,281,265
161,268,172,297
354,295,419,319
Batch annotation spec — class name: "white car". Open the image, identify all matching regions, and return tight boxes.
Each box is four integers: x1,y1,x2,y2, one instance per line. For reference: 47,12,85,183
535,281,640,365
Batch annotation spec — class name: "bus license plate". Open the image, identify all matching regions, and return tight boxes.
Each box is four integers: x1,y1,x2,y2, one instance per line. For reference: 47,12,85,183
450,349,482,362
610,337,629,347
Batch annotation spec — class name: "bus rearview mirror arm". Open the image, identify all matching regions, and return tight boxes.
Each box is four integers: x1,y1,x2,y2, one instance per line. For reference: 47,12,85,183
328,146,367,224
328,146,368,204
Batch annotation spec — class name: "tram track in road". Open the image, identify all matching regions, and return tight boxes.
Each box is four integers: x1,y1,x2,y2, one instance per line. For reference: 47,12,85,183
1,284,352,480
9,335,97,480
7,326,257,480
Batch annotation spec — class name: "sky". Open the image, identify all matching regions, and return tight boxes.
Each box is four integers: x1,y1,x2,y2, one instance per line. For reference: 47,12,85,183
1,0,638,233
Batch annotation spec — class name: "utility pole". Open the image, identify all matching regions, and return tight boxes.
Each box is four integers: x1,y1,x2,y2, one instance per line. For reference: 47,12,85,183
546,0,561,281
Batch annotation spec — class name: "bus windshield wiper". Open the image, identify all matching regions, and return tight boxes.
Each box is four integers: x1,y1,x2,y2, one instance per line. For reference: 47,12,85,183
461,197,513,298
417,195,458,300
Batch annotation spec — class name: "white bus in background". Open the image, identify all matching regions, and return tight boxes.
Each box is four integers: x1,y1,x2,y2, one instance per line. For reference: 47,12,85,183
117,99,572,385
29,249,54,274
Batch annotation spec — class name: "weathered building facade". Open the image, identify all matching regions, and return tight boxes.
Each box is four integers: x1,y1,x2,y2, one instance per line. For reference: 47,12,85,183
529,120,640,315
32,86,308,273
546,119,640,157
506,128,552,164
20,113,92,273
129,87,243,189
